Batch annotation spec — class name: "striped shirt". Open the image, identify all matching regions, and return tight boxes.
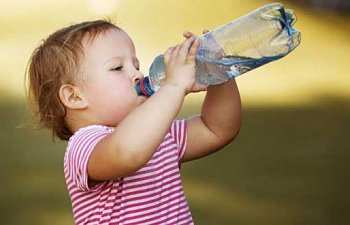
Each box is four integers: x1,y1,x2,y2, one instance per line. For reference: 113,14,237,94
64,120,193,225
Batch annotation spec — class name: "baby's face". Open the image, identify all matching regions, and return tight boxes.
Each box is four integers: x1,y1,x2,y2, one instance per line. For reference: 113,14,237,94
79,28,146,126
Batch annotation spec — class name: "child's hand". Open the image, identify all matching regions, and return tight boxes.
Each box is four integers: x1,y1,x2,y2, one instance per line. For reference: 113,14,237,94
182,30,210,93
163,32,200,94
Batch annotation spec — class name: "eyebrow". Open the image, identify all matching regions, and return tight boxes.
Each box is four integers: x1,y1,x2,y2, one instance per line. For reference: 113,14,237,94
105,56,140,65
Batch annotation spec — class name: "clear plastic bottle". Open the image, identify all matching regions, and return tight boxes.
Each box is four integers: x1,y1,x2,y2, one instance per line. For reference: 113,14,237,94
136,2,301,97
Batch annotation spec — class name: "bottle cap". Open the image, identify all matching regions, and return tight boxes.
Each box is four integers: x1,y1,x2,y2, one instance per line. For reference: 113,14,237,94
135,77,154,97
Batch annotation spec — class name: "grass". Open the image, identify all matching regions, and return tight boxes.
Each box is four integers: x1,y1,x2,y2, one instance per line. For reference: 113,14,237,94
1,94,349,225
180,94,350,225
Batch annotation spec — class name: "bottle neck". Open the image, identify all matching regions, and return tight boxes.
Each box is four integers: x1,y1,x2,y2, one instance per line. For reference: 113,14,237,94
135,77,155,97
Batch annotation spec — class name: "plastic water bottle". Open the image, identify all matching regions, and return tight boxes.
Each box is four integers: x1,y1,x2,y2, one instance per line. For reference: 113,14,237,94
136,2,301,97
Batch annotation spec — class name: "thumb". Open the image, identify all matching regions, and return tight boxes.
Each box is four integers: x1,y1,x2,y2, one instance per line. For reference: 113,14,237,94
191,83,208,93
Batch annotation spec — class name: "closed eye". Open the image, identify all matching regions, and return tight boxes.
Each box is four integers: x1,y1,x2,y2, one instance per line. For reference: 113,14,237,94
111,66,123,71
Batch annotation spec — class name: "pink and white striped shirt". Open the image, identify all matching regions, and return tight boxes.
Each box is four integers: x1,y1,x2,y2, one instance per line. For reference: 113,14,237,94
64,120,193,225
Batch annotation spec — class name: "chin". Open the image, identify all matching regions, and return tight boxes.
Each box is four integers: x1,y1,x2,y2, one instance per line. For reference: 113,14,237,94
137,95,147,104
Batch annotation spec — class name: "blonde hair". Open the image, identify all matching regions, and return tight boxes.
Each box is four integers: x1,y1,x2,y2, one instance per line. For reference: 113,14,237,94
26,20,121,140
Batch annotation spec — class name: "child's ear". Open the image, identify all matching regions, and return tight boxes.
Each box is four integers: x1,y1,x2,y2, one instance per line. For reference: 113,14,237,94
59,84,88,109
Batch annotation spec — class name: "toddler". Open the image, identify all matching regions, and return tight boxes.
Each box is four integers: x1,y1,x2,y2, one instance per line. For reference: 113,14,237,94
26,20,241,225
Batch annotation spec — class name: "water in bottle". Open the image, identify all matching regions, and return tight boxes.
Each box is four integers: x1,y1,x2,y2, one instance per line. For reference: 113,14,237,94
135,2,301,97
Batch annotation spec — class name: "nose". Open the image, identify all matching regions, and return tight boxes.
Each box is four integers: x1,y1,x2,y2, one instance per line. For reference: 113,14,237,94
133,70,144,84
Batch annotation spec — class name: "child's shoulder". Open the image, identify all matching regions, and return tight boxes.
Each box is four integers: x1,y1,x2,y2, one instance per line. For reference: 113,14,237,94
67,124,114,148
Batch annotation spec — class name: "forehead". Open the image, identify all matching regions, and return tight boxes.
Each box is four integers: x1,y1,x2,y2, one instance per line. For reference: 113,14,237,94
82,28,135,56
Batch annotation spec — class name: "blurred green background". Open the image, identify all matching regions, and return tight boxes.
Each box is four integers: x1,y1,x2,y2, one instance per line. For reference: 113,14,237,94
1,0,349,224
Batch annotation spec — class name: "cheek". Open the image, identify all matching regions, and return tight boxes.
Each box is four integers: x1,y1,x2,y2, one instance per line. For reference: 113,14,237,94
93,77,134,97
114,79,137,98
110,80,137,110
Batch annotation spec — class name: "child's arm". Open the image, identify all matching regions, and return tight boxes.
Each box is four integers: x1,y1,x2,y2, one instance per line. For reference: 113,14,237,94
177,30,242,162
87,37,200,181
183,79,242,162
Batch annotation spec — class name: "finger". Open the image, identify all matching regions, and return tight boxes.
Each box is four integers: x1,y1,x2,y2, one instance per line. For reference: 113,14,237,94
183,31,197,39
202,29,210,34
186,38,200,63
164,47,175,63
179,36,195,56
192,83,208,92
172,44,181,57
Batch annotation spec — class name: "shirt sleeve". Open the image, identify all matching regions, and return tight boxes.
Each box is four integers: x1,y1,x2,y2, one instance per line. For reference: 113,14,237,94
169,120,188,162
64,125,112,192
